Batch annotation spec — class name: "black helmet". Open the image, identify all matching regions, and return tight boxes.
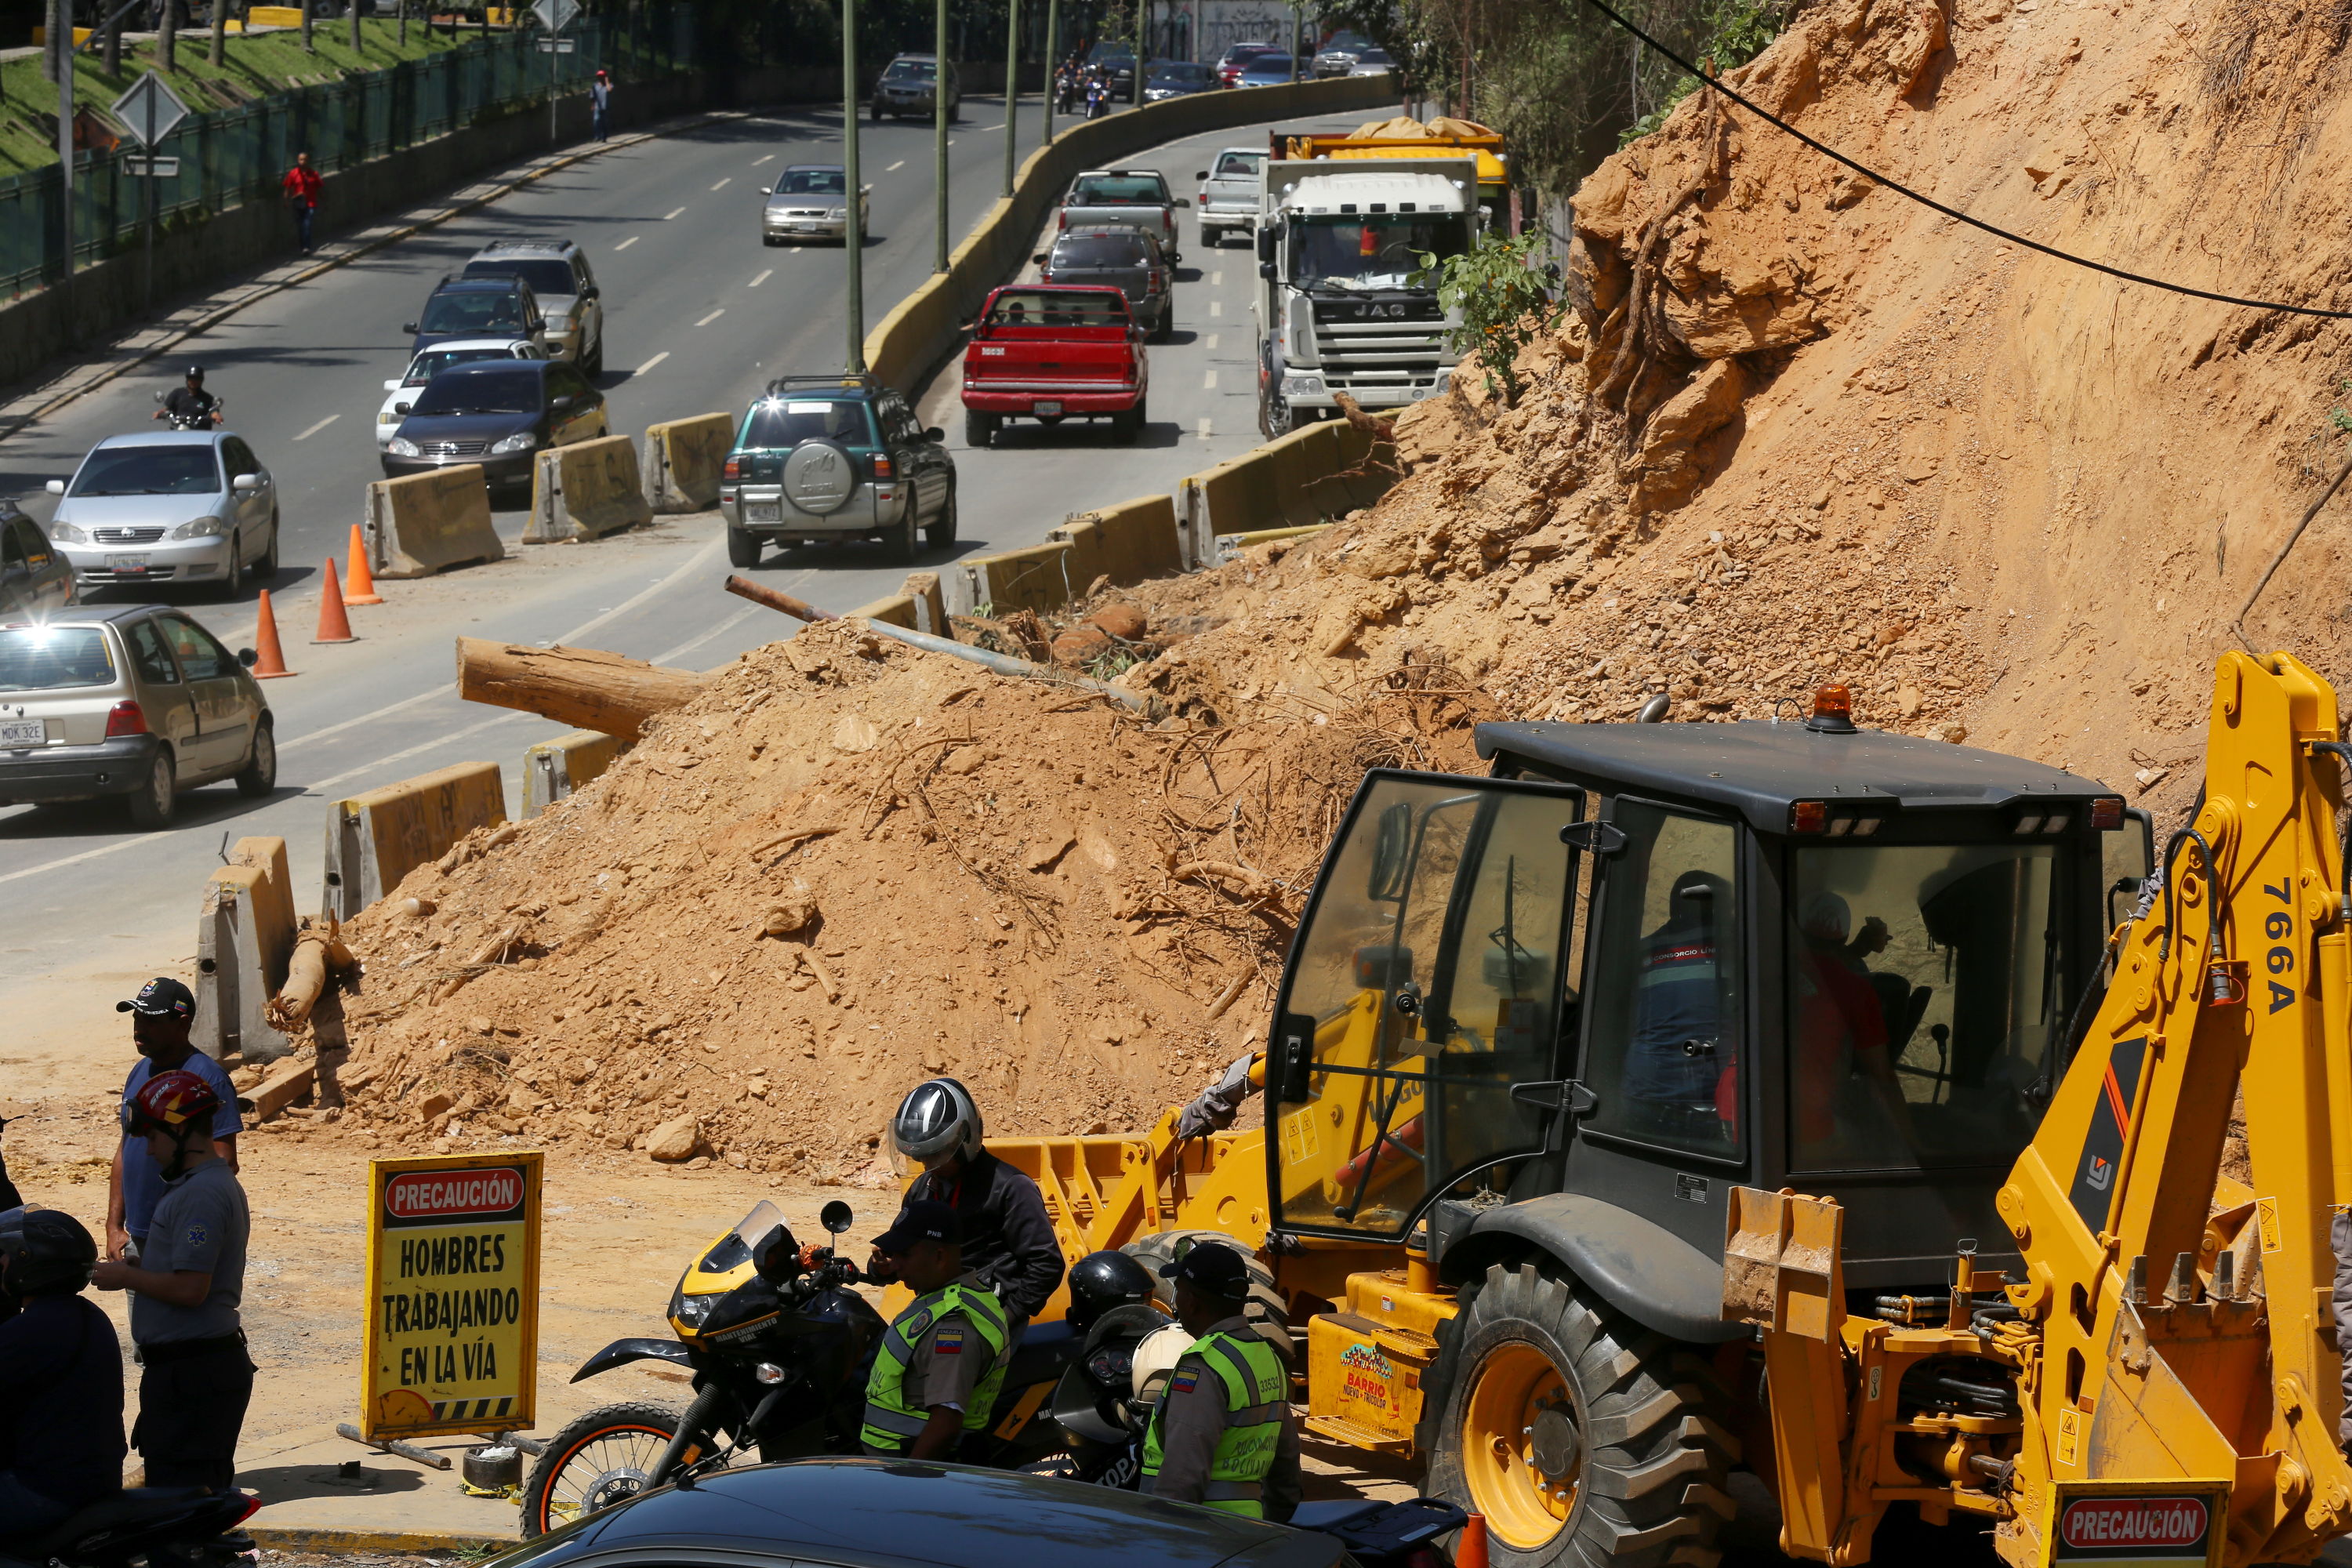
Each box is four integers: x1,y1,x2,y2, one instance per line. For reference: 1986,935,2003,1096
184,365,205,383
889,1076,982,1171
0,1208,99,1297
1066,1250,1158,1330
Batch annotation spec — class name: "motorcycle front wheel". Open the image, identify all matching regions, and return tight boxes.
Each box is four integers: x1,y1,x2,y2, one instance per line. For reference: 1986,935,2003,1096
521,1400,717,1534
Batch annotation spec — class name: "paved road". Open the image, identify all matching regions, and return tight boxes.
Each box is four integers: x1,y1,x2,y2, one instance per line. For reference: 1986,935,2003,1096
0,99,1369,1065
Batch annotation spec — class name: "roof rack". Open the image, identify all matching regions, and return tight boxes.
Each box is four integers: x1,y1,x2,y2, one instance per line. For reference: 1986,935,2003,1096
762,372,884,397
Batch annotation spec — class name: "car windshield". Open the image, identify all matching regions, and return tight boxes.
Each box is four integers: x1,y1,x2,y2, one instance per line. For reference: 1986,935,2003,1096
985,289,1131,327
406,346,519,384
419,291,527,334
1073,175,1166,205
1222,43,1275,63
412,368,544,416
778,168,847,196
739,398,876,448
1087,42,1134,62
1055,236,1151,267
70,445,220,496
1243,54,1293,74
463,258,575,297
1291,213,1469,291
882,59,935,79
1152,64,1209,81
1784,842,2070,1174
1215,152,1265,176
0,626,117,690
1356,49,1392,63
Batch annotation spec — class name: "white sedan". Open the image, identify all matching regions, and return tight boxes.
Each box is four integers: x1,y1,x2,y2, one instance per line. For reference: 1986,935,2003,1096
377,338,544,448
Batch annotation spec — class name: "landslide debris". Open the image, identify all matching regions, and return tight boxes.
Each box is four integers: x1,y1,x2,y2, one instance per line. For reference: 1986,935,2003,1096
323,624,1494,1171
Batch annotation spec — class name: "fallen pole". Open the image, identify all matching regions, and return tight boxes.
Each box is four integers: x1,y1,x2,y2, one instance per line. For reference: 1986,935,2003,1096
337,1422,453,1470
722,575,1159,716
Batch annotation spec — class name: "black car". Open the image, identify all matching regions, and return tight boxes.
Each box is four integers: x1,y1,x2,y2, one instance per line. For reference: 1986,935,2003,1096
487,1459,1356,1568
402,274,550,361
382,360,610,495
1036,227,1174,339
1145,60,1218,100
720,374,957,568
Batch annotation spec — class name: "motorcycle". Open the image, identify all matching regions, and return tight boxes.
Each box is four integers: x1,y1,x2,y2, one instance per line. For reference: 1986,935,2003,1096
151,390,223,430
520,1199,1082,1534
0,1487,260,1568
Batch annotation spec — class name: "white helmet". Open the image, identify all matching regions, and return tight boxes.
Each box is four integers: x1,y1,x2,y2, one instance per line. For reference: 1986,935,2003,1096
890,1076,984,1171
1130,1322,1198,1406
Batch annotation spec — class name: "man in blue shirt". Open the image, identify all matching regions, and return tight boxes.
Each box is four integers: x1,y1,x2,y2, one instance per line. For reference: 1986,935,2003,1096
105,978,240,1262
0,1209,125,1536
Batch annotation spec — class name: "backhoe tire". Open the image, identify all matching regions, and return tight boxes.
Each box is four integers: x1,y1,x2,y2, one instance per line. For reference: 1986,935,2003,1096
1120,1229,1294,1361
521,1399,694,1536
1420,1261,1737,1568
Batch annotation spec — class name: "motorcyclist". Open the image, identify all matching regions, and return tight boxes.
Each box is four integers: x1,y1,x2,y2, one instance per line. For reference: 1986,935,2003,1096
0,1210,127,1537
874,1077,1063,1333
154,367,222,430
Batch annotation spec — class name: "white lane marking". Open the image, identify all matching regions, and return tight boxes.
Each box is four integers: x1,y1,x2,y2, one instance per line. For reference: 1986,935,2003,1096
1196,416,1212,438
710,177,731,191
652,603,758,666
980,122,1005,131
554,533,728,648
310,710,528,792
749,269,774,288
615,236,640,251
1203,368,1218,390
0,831,172,889
946,139,956,147
633,351,670,376
1212,270,1223,285
292,414,339,441
753,154,775,165
1206,332,1218,350
663,205,686,220
1209,299,1222,317
695,308,726,327
887,159,906,172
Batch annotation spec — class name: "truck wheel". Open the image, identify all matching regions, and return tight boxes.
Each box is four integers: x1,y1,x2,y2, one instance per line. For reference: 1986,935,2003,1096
1421,1262,1736,1568
1111,405,1142,445
964,410,998,449
924,485,959,550
1258,386,1292,439
1120,1229,1293,1360
727,527,762,568
521,1400,687,1535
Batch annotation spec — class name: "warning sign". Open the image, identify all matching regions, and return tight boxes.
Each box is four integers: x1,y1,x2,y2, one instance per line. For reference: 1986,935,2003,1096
361,1151,543,1440
2051,1483,2227,1568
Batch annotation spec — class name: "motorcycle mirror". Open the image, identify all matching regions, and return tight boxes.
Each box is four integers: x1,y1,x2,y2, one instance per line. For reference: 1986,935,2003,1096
153,390,165,404
820,1200,855,1235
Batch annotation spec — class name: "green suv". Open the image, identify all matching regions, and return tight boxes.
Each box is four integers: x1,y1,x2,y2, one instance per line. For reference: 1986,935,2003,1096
720,376,958,568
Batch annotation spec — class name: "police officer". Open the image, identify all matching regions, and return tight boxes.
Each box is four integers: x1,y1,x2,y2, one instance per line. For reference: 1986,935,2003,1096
154,367,222,429
107,977,240,1264
0,1210,125,1535
91,1069,253,1493
1142,1242,1299,1520
880,1078,1063,1332
859,1198,1012,1462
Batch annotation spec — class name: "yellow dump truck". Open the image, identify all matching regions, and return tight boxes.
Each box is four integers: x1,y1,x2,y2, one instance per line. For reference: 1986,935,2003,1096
1278,116,1512,223
984,661,2352,1568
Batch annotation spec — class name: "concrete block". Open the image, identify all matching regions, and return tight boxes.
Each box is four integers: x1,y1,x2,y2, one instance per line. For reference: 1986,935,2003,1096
524,434,654,543
522,730,630,818
364,466,505,579
900,571,949,637
324,760,504,918
644,412,735,512
846,593,919,629
193,835,297,1064
961,540,1078,615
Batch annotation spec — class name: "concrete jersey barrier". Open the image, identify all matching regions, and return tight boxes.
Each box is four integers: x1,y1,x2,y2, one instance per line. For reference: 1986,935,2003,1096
365,466,506,579
324,760,506,918
526,434,655,543
523,731,631,817
644,412,736,513
194,835,297,1064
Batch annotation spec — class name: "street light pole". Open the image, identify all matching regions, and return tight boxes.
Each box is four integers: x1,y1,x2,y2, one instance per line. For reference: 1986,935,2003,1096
55,0,74,321
1000,0,1019,199
843,0,866,372
1041,0,1058,143
932,0,948,272
1131,0,1144,104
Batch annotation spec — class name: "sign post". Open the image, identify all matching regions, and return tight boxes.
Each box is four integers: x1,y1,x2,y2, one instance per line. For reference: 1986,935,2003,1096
532,0,580,152
111,71,191,318
360,1151,543,1440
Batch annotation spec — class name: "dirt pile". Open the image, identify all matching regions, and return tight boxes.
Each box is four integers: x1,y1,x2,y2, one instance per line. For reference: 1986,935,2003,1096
1119,0,2352,819
324,623,1494,1169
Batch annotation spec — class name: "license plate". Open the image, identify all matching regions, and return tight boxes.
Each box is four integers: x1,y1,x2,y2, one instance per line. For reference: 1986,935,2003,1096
0,720,46,747
1035,401,1063,416
113,554,149,571
746,503,781,523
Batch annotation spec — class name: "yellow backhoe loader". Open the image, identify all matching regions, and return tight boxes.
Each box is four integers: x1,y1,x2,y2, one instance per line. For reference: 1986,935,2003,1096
969,655,2352,1568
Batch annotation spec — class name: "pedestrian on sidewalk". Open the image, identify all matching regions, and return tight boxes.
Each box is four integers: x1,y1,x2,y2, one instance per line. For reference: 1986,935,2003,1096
106,978,240,1264
281,150,322,254
590,69,611,142
92,1070,254,1494
0,1210,126,1536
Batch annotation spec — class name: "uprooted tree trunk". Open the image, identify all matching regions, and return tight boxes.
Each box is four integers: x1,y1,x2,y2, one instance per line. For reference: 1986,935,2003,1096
456,638,713,741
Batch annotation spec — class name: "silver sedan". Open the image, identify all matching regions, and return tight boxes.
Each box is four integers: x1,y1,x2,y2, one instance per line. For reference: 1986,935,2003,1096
761,164,873,245
42,431,281,597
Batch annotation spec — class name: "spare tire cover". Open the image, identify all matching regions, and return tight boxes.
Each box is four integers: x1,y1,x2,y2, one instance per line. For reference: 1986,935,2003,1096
782,439,858,515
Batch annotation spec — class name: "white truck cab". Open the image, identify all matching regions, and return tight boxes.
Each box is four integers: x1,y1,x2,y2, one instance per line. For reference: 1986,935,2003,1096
1252,157,1479,437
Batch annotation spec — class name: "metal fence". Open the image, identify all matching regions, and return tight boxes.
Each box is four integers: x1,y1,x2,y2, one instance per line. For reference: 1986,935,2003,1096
0,10,694,299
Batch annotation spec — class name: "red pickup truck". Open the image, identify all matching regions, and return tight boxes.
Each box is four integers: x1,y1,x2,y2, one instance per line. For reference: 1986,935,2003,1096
960,285,1149,449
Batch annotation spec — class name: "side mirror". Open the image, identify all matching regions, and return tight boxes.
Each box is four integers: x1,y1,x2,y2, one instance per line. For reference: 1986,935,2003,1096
1195,169,1209,179
237,647,259,668
1174,198,1191,209
45,481,65,495
924,426,944,443
232,474,261,492
1259,261,1276,281
401,322,418,333
551,394,574,410
394,402,412,416
820,1200,855,1235
1032,252,1049,266
1257,228,1275,262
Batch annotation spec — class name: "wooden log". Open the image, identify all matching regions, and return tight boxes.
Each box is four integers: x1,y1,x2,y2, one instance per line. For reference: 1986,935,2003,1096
456,638,713,741
267,927,354,1032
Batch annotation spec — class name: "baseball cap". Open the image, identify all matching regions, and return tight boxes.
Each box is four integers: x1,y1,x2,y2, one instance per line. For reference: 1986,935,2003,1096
117,976,194,1020
872,1198,960,1255
1160,1240,1251,1298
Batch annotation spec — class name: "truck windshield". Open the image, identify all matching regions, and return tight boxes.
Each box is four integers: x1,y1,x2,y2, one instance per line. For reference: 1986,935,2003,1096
1291,214,1468,292
1784,843,2069,1173
1214,152,1264,177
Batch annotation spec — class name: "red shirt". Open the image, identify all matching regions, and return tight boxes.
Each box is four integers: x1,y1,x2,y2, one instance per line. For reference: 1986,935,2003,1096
281,165,321,207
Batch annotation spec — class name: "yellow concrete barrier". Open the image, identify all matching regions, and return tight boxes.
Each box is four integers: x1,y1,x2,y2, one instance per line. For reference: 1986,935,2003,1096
195,837,297,1063
1069,494,1181,583
526,434,653,543
364,466,506,579
323,760,505,918
243,5,302,23
964,540,1079,615
848,593,920,629
644,412,735,513
901,570,949,637
523,730,630,818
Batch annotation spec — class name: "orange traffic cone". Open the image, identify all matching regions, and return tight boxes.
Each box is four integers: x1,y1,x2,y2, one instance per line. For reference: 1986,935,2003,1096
1457,1515,1489,1568
314,558,358,644
342,524,384,605
250,590,295,678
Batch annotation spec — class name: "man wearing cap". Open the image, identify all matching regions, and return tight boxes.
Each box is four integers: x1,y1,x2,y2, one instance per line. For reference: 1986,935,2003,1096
1143,1242,1299,1520
859,1199,1013,1462
106,978,239,1264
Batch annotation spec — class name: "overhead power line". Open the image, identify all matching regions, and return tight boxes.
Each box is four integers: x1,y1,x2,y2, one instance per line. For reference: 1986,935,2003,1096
1570,0,2352,322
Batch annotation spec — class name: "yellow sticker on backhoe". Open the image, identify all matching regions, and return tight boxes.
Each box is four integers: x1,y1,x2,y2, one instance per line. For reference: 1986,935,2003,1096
2257,1197,2282,1254
1281,1106,1320,1165
2057,1406,2082,1468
